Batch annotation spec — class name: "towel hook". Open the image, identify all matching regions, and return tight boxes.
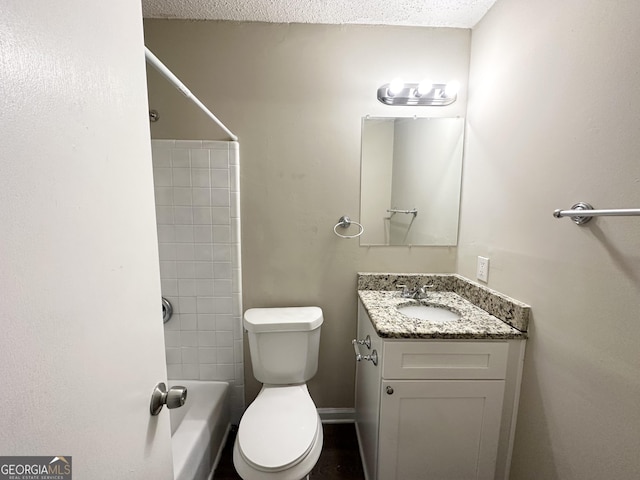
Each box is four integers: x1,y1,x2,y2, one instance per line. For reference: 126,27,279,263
333,215,365,239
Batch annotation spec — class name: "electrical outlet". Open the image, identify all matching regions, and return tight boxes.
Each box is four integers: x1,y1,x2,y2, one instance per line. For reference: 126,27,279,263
477,256,489,282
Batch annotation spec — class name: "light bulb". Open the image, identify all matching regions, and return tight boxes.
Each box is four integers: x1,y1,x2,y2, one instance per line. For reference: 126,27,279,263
417,79,433,96
388,78,405,96
445,80,460,97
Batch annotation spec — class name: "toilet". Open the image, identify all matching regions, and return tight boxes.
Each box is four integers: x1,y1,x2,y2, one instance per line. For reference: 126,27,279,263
233,306,324,480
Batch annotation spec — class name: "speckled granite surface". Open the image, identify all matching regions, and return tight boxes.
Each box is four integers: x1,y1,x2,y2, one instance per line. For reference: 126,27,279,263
358,273,530,339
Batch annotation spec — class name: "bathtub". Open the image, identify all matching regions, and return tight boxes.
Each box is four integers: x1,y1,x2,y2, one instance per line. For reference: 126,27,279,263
169,380,231,480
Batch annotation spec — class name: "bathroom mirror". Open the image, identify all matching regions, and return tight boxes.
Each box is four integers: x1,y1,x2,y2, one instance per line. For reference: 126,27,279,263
359,116,464,246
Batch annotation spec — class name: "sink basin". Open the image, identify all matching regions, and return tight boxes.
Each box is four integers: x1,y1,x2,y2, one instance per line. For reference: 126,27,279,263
397,304,461,322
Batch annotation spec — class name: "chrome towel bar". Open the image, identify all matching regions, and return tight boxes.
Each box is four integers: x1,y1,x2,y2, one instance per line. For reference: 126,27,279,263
553,202,640,225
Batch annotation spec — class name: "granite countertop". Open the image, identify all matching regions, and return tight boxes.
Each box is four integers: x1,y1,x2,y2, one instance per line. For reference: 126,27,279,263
358,274,530,340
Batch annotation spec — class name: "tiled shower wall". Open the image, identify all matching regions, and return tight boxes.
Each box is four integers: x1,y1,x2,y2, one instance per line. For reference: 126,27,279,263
151,139,244,421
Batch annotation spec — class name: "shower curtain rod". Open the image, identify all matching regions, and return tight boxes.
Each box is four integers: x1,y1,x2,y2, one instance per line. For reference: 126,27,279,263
144,47,238,142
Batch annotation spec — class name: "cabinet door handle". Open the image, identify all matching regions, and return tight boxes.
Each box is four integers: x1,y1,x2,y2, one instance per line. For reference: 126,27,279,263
352,335,372,349
352,339,378,366
386,386,394,395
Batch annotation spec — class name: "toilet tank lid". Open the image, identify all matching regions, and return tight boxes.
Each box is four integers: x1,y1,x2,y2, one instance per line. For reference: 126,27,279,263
244,307,323,332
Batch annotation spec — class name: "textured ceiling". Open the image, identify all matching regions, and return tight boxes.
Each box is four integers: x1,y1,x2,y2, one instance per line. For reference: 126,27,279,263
141,0,497,28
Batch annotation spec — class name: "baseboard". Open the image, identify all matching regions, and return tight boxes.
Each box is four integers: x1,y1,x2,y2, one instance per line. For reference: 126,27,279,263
317,407,355,424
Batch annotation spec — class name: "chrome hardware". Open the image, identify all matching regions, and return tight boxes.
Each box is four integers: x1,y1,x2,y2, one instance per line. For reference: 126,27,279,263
333,215,365,239
149,109,160,122
162,297,173,324
553,202,640,225
353,339,378,366
397,284,435,299
386,386,394,395
353,335,372,350
150,382,187,416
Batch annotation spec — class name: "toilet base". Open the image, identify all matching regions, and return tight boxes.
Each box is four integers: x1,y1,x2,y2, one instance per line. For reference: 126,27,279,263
232,414,323,480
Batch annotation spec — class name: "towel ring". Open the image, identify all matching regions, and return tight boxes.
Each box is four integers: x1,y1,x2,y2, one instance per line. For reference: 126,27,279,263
334,215,365,239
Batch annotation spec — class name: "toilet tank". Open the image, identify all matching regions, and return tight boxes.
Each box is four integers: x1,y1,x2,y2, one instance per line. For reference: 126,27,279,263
244,307,323,385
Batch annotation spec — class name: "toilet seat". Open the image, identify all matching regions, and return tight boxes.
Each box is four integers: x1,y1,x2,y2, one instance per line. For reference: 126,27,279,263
237,385,319,472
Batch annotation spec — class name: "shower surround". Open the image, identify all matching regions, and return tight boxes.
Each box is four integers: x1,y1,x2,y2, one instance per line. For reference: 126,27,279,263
151,139,243,422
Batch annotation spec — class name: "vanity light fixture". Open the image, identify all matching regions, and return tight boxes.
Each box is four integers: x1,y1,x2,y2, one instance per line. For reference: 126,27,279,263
377,79,459,106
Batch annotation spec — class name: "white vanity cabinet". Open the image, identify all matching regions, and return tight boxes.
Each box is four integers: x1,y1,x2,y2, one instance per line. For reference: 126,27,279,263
355,301,526,480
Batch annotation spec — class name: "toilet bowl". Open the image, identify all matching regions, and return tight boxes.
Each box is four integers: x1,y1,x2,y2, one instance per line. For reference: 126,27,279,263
233,385,323,480
233,307,324,480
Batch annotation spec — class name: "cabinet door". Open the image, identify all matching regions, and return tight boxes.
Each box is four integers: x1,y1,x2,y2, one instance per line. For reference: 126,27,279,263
355,302,383,480
379,380,505,480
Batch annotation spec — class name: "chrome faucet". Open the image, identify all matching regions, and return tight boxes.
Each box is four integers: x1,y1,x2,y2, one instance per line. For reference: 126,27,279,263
396,284,435,299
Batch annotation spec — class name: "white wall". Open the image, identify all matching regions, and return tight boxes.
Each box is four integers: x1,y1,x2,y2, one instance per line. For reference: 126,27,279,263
151,139,245,422
461,0,640,478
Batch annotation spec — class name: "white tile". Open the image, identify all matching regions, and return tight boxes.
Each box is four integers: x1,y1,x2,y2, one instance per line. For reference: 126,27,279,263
214,297,233,314
171,148,190,167
154,187,173,206
180,331,198,347
194,244,213,261
192,188,211,206
231,245,241,265
164,331,180,347
230,165,240,192
232,294,242,316
194,225,213,243
152,139,176,148
175,140,202,149
172,167,191,187
151,147,171,167
197,297,216,314
233,318,243,340
158,243,176,261
212,207,230,225
196,279,215,296
210,149,228,168
229,148,239,165
153,167,172,187
213,245,231,262
175,244,195,261
213,279,232,296
231,218,241,242
193,207,212,225
191,149,210,168
179,297,197,314
165,347,181,365
195,262,214,279
234,339,244,363
218,364,235,381
157,225,176,243
216,314,234,331
213,225,231,243
161,279,178,296
176,261,195,279
218,347,234,364
211,169,230,188
199,364,218,380
174,206,194,225
181,347,198,364
216,331,234,348
197,314,216,330
180,313,197,330
211,188,230,207
198,331,217,347
182,364,199,380
173,188,192,206
230,191,240,217
192,168,211,187
198,347,217,364
234,364,244,383
232,269,242,293
155,206,174,225
166,364,182,380
174,225,194,243
213,262,232,279
159,261,177,279
178,278,196,296
164,315,180,331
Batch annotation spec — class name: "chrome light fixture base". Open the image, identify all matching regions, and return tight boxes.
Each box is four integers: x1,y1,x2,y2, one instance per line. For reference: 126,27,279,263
377,82,457,106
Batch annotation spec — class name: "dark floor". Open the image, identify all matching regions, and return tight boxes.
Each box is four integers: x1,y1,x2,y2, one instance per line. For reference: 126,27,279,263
214,423,365,479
